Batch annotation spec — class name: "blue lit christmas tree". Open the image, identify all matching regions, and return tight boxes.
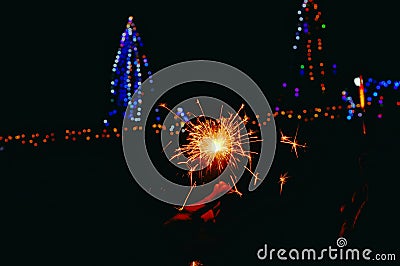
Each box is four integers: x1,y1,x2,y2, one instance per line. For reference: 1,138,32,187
104,16,153,127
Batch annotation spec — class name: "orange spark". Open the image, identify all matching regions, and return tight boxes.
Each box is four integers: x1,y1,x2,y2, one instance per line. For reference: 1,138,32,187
244,165,261,186
280,130,291,142
229,175,243,197
352,184,368,229
278,172,290,195
280,127,307,158
161,140,172,153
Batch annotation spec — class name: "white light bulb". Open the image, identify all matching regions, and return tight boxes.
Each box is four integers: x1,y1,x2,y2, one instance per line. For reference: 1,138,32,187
354,77,361,87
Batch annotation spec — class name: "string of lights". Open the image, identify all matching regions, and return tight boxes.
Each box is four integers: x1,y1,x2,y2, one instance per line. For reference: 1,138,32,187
1,4,399,151
342,77,399,120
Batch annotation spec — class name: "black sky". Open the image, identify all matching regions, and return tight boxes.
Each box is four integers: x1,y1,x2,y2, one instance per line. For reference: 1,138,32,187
1,1,398,131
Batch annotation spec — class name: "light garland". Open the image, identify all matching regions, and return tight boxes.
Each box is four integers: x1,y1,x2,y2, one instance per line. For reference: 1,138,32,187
342,77,399,120
291,0,336,94
104,16,153,127
1,7,399,151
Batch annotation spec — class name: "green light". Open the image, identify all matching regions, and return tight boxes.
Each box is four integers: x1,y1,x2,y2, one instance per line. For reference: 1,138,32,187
322,24,326,29
300,65,305,69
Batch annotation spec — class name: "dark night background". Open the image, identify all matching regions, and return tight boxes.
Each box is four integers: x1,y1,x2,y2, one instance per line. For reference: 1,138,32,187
1,1,399,265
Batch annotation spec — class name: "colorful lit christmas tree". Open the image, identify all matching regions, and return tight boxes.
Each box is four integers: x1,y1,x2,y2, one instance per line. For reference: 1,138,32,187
275,0,339,121
291,0,335,93
104,16,153,127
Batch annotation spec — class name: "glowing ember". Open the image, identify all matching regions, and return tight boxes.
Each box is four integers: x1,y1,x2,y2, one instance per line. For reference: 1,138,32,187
280,127,307,158
278,172,290,195
189,260,203,266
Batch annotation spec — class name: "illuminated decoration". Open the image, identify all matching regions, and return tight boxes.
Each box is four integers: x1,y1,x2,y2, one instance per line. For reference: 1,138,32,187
356,76,366,110
0,128,123,148
342,77,399,120
104,16,153,127
64,128,122,141
357,75,367,134
2,5,400,151
291,0,335,93
152,104,345,134
277,0,338,119
279,0,398,120
0,132,56,147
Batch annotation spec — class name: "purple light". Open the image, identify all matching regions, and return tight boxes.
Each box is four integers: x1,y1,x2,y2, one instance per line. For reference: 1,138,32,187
282,82,287,88
295,87,299,92
377,114,383,119
294,93,299,97
275,107,280,111
332,64,337,69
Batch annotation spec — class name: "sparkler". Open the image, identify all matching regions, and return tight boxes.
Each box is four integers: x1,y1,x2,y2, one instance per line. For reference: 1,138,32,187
160,100,260,208
280,127,307,158
278,172,290,195
189,260,203,266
